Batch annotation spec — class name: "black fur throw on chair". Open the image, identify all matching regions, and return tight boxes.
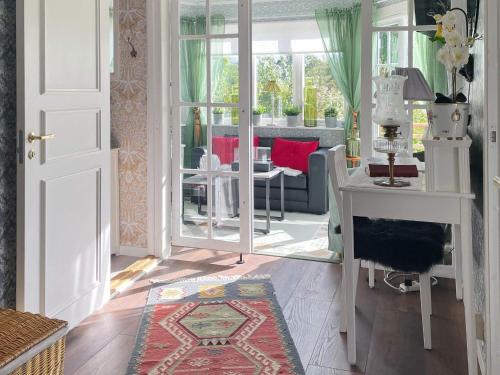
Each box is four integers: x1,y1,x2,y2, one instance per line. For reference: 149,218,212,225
335,217,445,274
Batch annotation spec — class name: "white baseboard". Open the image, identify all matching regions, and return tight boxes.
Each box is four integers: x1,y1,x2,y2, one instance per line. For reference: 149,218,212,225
119,246,150,257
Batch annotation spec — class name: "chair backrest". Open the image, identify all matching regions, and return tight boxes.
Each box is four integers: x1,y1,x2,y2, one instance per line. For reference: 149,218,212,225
328,145,349,224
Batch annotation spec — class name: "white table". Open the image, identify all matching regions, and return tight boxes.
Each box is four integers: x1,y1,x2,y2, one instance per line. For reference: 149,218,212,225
340,166,477,375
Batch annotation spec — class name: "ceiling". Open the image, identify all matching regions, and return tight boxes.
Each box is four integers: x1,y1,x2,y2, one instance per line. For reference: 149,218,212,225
181,0,362,23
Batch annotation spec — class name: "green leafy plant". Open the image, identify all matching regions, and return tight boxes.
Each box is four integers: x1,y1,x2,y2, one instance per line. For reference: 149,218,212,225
253,106,265,115
324,106,338,118
212,107,224,115
283,106,302,117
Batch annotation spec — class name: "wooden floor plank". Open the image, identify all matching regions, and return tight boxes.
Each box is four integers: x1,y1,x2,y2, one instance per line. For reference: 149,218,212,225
72,334,136,375
284,296,331,367
308,269,378,373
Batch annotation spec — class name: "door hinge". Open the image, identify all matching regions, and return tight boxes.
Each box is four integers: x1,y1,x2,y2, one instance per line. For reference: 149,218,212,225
490,130,497,143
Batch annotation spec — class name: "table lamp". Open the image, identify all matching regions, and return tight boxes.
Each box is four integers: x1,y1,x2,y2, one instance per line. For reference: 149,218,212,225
373,75,411,187
264,80,281,126
394,67,434,102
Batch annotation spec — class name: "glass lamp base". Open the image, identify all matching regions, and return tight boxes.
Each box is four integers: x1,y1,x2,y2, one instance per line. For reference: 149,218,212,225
374,178,411,188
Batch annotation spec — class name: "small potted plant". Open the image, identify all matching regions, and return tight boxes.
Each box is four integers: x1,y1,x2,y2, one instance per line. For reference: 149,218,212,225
324,106,338,128
253,106,265,126
284,106,301,127
213,108,224,125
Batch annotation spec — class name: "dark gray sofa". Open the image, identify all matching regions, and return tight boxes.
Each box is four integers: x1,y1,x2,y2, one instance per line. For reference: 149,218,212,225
191,136,329,215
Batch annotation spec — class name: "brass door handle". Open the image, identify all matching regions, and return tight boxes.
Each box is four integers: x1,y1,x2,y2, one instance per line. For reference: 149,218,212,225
27,132,55,143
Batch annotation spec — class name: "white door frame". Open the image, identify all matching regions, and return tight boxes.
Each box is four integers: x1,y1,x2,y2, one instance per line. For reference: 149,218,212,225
146,0,171,259
485,0,500,372
166,0,254,253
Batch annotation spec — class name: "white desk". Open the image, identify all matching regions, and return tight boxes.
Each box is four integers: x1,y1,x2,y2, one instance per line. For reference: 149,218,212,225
340,167,477,375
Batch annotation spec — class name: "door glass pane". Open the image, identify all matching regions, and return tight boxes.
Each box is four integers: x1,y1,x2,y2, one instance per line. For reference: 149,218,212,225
412,108,429,154
211,38,239,104
372,31,408,77
212,173,240,242
373,0,408,27
182,173,209,239
180,39,207,103
180,106,207,169
210,0,238,35
180,0,206,36
413,31,448,96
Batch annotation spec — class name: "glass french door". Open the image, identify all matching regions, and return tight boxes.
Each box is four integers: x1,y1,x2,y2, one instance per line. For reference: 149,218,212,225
171,0,253,252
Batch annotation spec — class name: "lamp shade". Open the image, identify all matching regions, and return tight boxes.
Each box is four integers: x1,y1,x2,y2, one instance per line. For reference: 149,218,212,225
393,67,434,101
264,80,281,93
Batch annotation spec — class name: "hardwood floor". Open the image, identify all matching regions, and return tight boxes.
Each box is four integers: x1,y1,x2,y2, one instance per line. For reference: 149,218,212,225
65,248,468,375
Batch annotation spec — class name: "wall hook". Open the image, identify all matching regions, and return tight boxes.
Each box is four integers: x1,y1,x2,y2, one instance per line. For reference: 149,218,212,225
127,37,138,58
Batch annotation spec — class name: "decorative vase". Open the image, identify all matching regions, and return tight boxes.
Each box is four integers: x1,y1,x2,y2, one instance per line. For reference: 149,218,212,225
231,88,239,126
287,115,299,127
213,113,223,125
346,112,361,158
304,78,318,127
325,117,337,128
429,103,470,139
253,114,262,126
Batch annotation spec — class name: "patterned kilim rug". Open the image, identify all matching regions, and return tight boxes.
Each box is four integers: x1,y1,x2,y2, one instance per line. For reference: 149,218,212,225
127,276,305,375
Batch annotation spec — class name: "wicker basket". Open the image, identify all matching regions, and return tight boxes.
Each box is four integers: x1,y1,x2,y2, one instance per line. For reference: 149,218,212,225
0,309,68,375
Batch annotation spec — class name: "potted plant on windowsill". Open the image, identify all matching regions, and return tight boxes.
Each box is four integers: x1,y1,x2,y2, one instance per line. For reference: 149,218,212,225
284,106,301,127
253,106,265,126
430,8,482,139
324,106,338,128
213,108,224,125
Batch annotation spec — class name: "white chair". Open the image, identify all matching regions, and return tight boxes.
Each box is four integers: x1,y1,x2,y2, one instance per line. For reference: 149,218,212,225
328,145,433,350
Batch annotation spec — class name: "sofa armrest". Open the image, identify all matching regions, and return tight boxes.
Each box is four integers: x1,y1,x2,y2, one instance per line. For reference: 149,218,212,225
308,148,329,214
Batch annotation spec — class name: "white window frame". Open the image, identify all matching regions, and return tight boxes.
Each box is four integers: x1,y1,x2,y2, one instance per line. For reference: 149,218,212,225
252,51,346,125
361,0,440,157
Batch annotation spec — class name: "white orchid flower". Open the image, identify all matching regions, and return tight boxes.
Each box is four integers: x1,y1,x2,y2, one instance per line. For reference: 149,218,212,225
441,11,457,31
443,29,462,47
451,45,470,67
437,46,454,71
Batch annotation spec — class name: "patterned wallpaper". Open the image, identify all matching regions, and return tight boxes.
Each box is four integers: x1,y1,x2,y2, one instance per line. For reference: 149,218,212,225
0,0,16,308
111,0,149,249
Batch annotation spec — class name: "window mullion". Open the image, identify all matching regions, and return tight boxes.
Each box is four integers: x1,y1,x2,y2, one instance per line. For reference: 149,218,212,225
292,54,304,112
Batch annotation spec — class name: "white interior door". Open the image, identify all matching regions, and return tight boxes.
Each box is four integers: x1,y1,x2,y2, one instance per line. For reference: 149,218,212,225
171,0,253,253
16,0,111,328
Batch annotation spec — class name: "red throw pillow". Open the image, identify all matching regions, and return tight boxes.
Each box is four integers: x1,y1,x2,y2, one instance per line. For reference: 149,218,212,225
212,136,260,164
271,138,319,173
212,136,238,164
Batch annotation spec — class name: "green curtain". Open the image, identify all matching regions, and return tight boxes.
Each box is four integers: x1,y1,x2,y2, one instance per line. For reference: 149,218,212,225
315,5,362,141
415,32,448,95
180,16,225,168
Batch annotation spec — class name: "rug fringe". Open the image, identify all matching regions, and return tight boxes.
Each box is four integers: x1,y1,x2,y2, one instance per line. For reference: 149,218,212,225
149,274,272,285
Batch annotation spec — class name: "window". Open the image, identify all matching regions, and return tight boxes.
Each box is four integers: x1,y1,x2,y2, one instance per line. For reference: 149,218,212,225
304,54,344,120
255,55,293,117
251,53,344,123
